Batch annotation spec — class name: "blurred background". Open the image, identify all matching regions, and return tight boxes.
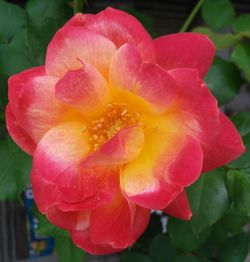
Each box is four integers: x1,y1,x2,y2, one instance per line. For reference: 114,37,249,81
0,0,250,261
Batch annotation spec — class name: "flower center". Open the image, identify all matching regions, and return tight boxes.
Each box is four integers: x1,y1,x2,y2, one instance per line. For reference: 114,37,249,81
86,103,141,150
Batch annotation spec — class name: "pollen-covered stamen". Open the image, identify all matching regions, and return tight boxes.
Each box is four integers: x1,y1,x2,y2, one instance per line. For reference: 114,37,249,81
87,103,141,150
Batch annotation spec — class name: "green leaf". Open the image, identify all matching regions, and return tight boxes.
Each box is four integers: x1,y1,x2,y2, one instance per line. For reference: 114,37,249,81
149,234,175,262
198,207,249,256
201,0,235,31
231,44,250,81
0,28,38,76
205,57,243,105
230,113,250,137
0,0,27,41
187,169,229,232
25,25,47,65
167,218,210,252
55,237,86,262
192,27,242,50
0,44,36,76
232,14,250,37
228,133,250,169
174,255,202,262
121,251,153,262
200,220,228,251
218,233,250,262
25,0,71,62
0,137,32,200
0,74,8,110
226,170,250,215
26,0,70,28
222,207,249,234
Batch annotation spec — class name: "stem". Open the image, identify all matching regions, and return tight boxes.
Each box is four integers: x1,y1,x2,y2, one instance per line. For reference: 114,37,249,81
73,0,84,14
180,0,205,32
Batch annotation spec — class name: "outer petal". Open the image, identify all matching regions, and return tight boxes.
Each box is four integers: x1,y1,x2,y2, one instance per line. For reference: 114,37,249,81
130,205,151,241
71,229,123,255
70,204,150,255
163,191,192,221
31,171,61,213
202,112,245,171
168,69,220,148
46,206,90,231
168,68,244,171
167,135,203,186
122,130,203,209
45,26,116,78
58,187,118,212
9,72,75,142
55,63,110,116
33,122,119,205
6,104,36,155
83,125,145,168
154,33,215,78
71,192,150,253
90,193,135,248
109,44,142,91
66,8,156,63
8,66,45,116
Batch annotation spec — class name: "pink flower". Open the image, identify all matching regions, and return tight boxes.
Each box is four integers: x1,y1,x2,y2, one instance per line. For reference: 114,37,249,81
6,8,244,255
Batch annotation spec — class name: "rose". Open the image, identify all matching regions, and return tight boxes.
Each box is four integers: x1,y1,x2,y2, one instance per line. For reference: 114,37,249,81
6,7,244,255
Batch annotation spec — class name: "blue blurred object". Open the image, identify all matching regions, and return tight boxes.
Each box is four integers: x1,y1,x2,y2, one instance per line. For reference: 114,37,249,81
24,187,55,259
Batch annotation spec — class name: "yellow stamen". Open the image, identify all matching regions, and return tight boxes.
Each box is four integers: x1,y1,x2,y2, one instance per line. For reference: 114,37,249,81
87,103,141,150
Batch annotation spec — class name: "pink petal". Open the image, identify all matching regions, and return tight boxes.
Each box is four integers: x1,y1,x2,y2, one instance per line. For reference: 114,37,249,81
163,191,192,221
9,71,73,142
122,133,203,209
167,135,203,186
33,122,119,205
31,170,61,213
6,104,36,155
133,63,178,112
126,181,183,210
71,229,123,255
83,125,145,168
130,205,150,241
168,68,244,171
70,191,150,255
58,187,118,212
154,33,215,78
110,48,178,112
168,69,219,149
90,192,150,248
68,8,156,63
8,66,45,116
90,193,134,248
202,112,245,172
55,63,110,116
46,205,90,231
45,26,116,78
109,44,142,91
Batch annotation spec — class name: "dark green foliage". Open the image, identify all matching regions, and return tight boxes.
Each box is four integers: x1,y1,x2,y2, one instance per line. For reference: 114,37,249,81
0,137,32,200
202,0,235,31
205,57,243,105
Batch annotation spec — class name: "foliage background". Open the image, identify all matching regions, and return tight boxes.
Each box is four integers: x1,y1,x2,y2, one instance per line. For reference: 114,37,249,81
0,0,250,261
